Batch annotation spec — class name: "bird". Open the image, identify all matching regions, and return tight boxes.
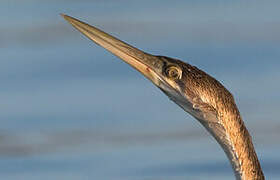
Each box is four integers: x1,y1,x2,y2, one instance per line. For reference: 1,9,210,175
61,14,265,180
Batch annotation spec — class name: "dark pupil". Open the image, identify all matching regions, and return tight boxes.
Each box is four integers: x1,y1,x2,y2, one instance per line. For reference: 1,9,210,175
169,68,178,78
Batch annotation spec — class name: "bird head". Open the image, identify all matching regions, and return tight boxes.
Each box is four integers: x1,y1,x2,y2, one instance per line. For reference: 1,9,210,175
61,14,220,122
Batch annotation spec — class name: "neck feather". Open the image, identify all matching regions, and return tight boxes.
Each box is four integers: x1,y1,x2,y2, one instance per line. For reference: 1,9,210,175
217,108,265,180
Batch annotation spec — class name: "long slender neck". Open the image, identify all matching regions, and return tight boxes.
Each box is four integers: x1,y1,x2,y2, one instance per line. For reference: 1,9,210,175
175,94,265,179
174,89,265,179
217,109,265,180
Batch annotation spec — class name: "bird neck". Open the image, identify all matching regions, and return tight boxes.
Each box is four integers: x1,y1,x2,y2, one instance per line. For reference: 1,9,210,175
217,110,265,180
175,89,265,179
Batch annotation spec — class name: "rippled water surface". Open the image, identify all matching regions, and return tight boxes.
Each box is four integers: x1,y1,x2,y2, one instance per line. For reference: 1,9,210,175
1,1,280,179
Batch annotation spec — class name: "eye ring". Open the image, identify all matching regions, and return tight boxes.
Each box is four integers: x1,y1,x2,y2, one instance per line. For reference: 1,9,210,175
165,66,182,79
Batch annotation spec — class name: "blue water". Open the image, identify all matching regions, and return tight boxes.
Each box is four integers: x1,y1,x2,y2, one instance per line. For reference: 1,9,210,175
1,1,280,179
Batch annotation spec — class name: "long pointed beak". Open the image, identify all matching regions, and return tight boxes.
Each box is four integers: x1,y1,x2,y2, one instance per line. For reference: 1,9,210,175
61,14,164,85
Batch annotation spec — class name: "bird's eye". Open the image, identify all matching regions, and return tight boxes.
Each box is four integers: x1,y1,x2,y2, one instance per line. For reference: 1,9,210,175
165,66,182,79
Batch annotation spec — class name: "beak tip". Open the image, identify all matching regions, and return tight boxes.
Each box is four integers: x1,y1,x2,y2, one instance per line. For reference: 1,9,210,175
60,13,71,21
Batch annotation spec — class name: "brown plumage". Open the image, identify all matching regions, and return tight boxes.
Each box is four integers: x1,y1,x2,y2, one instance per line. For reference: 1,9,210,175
167,56,265,179
62,14,265,180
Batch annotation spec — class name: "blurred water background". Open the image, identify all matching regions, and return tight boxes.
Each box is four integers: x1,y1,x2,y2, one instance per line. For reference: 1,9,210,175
1,0,280,179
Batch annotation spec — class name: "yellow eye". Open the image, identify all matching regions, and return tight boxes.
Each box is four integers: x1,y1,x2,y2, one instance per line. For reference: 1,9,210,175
166,66,182,79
